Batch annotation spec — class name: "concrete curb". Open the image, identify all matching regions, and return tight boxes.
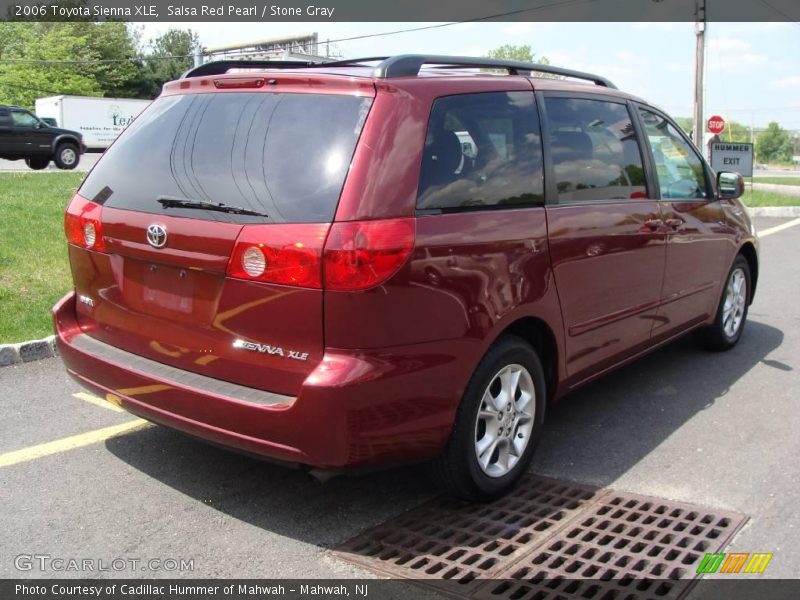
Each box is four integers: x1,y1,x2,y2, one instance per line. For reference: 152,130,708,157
748,206,800,217
0,335,58,367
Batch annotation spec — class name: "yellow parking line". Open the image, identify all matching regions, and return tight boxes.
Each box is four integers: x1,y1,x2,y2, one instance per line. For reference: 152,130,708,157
0,420,148,468
760,217,800,237
72,392,125,413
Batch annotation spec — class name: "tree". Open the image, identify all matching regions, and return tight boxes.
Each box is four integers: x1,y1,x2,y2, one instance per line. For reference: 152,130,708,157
487,44,549,65
0,21,139,107
674,117,693,136
673,117,752,143
129,28,202,99
756,122,793,164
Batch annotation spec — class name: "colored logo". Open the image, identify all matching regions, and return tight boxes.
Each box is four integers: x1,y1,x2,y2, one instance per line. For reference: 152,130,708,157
696,552,773,575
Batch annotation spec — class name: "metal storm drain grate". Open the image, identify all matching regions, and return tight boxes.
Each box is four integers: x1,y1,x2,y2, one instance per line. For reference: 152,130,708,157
332,475,747,600
335,477,600,589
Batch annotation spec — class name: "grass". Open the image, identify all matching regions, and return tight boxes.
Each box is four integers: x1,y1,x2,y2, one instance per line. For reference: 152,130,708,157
0,171,796,344
741,188,800,207
753,177,800,186
0,172,82,343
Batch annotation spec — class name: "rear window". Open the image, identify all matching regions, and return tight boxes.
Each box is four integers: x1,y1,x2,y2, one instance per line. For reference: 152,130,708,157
80,92,373,223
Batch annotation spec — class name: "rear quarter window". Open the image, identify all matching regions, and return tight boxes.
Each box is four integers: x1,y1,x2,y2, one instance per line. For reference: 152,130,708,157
417,91,544,211
79,92,373,224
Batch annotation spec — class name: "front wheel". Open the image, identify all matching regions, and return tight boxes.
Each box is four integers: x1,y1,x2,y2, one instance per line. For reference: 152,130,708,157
53,143,79,170
695,254,751,351
431,335,546,502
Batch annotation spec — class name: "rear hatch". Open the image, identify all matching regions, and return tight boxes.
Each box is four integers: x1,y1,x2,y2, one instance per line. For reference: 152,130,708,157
66,79,374,395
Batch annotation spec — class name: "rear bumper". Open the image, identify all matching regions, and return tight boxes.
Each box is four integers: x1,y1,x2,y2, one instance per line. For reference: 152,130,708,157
53,292,476,469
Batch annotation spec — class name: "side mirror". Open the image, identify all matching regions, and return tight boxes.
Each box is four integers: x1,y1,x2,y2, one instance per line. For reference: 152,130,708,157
717,171,744,200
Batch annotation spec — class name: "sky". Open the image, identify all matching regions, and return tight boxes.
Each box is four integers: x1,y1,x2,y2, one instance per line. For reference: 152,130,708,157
138,21,800,130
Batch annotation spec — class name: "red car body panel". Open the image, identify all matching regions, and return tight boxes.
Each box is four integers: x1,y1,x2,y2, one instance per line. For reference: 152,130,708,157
545,201,667,380
54,68,759,471
68,206,324,396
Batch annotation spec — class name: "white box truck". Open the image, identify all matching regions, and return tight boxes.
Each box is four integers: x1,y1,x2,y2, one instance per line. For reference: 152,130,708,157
35,95,151,150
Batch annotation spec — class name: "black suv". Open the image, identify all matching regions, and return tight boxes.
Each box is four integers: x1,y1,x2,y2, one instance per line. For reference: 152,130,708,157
0,105,84,170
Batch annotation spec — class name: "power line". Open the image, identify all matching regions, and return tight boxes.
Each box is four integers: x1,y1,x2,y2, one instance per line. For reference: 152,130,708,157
298,0,598,46
0,0,598,66
0,81,77,96
754,0,800,26
0,53,188,65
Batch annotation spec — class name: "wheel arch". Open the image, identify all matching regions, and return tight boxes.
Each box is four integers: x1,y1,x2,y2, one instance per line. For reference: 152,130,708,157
51,134,80,154
738,242,758,304
495,316,559,403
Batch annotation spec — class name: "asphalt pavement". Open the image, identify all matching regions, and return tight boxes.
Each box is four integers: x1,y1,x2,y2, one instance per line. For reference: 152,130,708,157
0,154,101,173
0,217,798,582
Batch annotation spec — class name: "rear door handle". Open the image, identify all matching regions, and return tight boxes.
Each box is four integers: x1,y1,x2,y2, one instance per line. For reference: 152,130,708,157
643,218,663,231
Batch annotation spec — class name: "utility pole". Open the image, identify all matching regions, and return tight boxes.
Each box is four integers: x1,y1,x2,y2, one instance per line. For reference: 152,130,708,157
692,0,706,151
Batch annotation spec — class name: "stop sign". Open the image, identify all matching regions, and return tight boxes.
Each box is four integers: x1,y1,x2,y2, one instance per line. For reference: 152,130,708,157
707,115,726,135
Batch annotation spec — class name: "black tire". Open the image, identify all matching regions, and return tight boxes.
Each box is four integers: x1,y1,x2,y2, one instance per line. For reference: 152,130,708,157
695,254,751,351
25,157,50,170
53,143,80,170
431,335,546,502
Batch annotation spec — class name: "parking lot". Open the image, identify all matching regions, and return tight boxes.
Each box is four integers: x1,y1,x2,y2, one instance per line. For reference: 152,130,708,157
1,217,798,583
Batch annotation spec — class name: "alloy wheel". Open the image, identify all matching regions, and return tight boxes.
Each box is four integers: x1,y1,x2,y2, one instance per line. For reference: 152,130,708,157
474,364,536,478
722,267,746,337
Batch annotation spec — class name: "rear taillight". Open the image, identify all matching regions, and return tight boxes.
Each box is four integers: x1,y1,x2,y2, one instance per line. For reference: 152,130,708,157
323,218,415,291
227,218,416,291
64,196,107,252
227,224,330,288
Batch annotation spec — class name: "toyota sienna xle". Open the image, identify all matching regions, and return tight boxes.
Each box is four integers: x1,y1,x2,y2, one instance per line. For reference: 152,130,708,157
54,55,758,500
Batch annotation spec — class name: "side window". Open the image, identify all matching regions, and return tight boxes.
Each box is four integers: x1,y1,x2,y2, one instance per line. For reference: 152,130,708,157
0,109,11,126
544,97,647,202
417,91,544,210
638,107,708,199
10,110,39,128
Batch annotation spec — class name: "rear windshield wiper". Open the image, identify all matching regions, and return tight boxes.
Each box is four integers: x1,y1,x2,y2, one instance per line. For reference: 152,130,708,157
157,195,268,218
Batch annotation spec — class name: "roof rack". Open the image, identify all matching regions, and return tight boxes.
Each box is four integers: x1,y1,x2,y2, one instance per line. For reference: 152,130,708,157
181,54,617,89
370,55,617,88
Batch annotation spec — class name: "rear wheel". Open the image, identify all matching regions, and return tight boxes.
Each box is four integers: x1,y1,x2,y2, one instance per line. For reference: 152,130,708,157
54,143,79,170
25,157,49,170
432,335,546,502
695,254,751,351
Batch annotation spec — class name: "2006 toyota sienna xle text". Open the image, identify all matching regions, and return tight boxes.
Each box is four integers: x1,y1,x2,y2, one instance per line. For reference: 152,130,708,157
53,55,759,501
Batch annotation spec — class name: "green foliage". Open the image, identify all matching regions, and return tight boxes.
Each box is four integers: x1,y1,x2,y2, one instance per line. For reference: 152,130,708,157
487,44,549,65
674,117,693,136
0,22,201,107
0,21,141,106
129,28,201,98
721,121,754,143
756,122,793,164
673,117,753,143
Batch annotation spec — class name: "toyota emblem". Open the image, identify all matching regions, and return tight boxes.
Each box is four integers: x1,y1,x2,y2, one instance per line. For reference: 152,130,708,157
146,224,168,248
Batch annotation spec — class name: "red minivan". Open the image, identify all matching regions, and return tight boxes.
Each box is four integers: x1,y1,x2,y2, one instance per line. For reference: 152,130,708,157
54,55,758,500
